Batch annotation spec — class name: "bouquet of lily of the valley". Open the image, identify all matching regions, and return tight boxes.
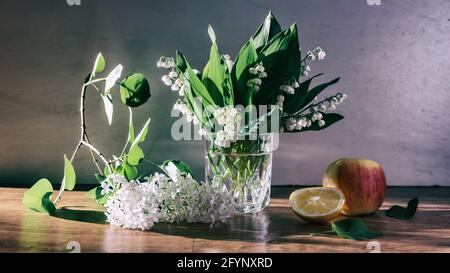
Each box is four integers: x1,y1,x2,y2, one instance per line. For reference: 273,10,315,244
158,12,347,213
22,53,234,230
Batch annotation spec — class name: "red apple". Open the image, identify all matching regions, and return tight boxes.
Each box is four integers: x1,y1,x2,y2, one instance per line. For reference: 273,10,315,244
322,158,386,216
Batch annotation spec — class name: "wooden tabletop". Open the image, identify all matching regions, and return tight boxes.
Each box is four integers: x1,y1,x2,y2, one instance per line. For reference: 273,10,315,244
0,187,449,253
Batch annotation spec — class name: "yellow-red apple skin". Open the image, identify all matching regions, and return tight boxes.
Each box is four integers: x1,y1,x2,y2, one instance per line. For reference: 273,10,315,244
322,158,386,216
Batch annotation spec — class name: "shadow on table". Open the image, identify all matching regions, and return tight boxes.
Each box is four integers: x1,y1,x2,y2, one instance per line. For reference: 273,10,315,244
54,206,107,224
49,202,450,246
150,207,333,243
150,205,450,245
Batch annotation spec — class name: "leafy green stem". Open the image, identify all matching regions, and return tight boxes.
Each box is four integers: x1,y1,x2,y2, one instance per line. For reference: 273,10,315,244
120,107,133,157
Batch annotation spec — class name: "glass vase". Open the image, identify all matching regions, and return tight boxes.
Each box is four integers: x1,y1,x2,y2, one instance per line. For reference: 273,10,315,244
205,133,274,214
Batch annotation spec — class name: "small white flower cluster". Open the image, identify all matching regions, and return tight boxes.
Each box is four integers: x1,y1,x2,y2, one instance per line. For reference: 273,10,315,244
285,116,313,131
277,81,300,108
212,106,242,148
157,56,187,96
313,92,347,112
105,173,234,230
301,65,311,77
301,47,326,77
223,54,234,71
280,80,300,95
276,95,285,108
284,93,347,131
173,99,198,124
157,56,175,68
247,62,267,92
306,47,326,61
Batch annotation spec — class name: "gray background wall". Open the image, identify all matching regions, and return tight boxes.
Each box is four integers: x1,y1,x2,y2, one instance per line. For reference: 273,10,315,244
0,0,449,186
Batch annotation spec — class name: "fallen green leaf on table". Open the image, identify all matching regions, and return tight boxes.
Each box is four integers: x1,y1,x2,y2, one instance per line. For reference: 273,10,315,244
22,179,56,215
86,186,110,205
385,198,419,220
86,186,102,199
331,218,383,241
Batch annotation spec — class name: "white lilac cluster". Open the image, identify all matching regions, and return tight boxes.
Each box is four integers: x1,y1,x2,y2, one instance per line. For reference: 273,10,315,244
173,99,198,125
100,174,127,195
284,93,347,131
157,56,187,96
301,47,326,77
105,173,235,230
212,106,242,148
247,62,267,92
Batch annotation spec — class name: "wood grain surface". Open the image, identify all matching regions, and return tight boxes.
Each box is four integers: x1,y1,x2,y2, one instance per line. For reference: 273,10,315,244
0,187,449,253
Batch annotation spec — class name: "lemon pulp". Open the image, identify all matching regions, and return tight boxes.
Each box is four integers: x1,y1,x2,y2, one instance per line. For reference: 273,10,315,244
289,187,345,223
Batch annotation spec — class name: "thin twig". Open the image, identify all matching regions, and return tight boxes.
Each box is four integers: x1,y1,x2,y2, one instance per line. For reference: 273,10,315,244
85,134,103,174
54,75,111,204
81,141,110,166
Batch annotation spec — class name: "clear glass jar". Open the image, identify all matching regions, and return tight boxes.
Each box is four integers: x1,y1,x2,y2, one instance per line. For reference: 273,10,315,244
205,133,274,214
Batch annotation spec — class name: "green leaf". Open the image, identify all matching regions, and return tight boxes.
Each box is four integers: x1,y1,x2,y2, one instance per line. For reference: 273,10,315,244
222,60,234,105
23,179,56,215
128,145,145,166
284,73,324,114
331,218,383,241
252,76,291,105
297,77,340,112
86,186,103,200
160,160,193,181
97,194,110,205
119,73,151,107
202,31,225,106
231,40,258,105
176,51,217,128
92,52,105,76
119,161,138,180
233,40,258,81
101,94,113,125
85,186,111,204
127,118,150,166
287,113,344,132
385,198,419,220
63,155,76,191
251,23,302,106
258,23,301,80
94,173,106,183
252,11,282,50
176,51,216,106
132,118,150,145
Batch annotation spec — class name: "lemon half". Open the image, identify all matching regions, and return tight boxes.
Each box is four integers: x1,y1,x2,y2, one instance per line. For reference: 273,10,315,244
289,187,345,223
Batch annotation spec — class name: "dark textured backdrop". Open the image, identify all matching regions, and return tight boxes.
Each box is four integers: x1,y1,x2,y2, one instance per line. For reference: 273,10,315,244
1,0,449,186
